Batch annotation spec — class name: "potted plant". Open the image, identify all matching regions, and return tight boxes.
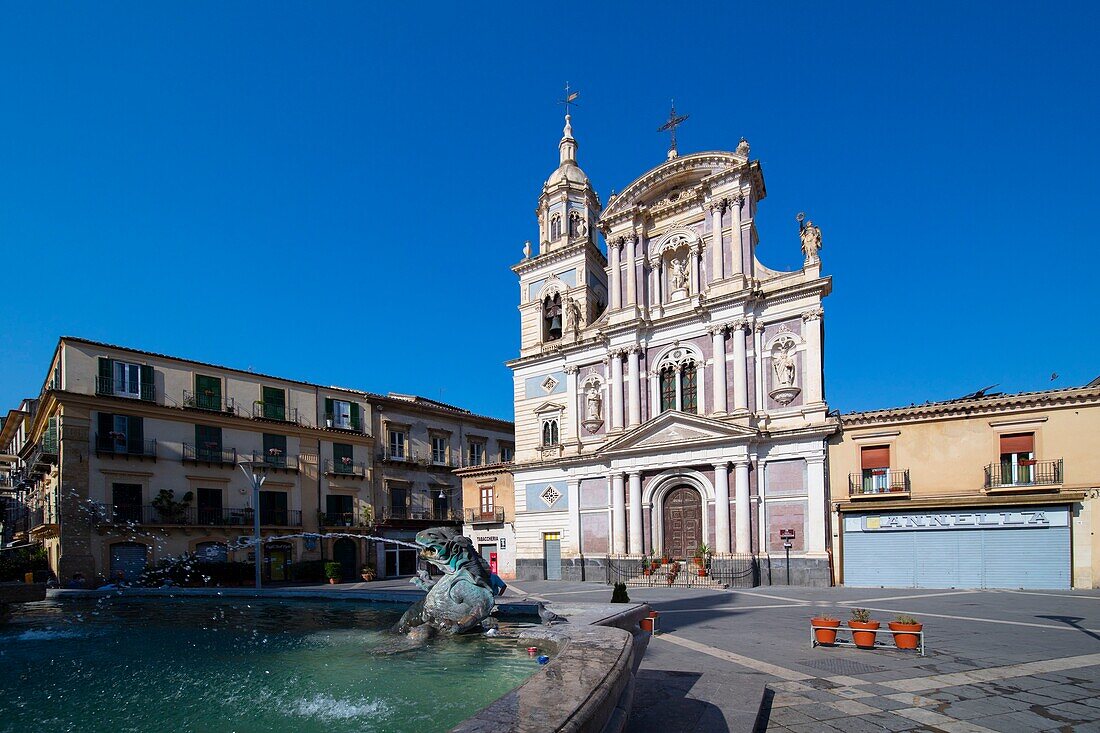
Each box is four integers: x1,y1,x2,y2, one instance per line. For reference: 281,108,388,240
359,564,376,582
324,561,342,584
811,614,841,645
889,614,923,650
326,417,333,428
848,608,880,649
666,561,680,587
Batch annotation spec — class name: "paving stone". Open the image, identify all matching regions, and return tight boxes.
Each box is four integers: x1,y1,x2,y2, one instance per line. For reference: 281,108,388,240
885,692,940,707
798,702,854,721
862,695,914,712
967,710,1071,733
768,694,816,708
766,707,817,727
1032,683,1092,702
859,712,925,731
1047,699,1100,721
782,722,849,733
938,696,1030,720
1002,690,1069,706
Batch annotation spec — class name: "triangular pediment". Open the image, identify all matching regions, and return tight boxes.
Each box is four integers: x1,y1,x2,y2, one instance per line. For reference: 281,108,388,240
532,401,565,415
597,411,756,455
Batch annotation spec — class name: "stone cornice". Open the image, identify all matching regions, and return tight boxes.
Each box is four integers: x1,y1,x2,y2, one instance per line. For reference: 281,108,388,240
512,240,606,276
840,386,1100,428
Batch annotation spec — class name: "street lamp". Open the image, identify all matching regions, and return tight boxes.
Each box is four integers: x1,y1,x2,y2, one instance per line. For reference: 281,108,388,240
238,461,268,589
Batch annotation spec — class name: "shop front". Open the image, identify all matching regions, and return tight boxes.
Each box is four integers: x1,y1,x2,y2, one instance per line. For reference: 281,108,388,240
841,505,1072,590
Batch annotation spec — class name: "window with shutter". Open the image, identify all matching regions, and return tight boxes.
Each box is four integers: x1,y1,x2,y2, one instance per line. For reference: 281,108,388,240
98,358,114,395
333,443,354,473
262,386,286,421
350,403,361,431
263,434,288,467
195,375,221,411
860,445,891,493
999,432,1035,485
196,425,222,461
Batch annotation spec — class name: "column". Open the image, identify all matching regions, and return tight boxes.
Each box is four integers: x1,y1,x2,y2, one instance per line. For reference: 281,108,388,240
713,462,731,554
690,246,701,294
637,231,647,307
802,309,824,404
753,322,765,412
651,257,663,306
611,472,627,555
566,478,581,555
628,471,643,554
710,200,725,282
710,326,727,415
624,233,637,306
732,322,748,411
806,456,826,554
729,195,744,276
627,347,641,427
610,350,624,431
565,365,580,444
608,238,622,310
735,461,751,554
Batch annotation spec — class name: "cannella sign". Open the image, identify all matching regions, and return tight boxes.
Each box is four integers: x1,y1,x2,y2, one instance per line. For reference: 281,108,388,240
859,509,1066,532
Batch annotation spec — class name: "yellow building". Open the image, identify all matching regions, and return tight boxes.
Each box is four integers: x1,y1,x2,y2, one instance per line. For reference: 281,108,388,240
455,463,516,578
828,381,1100,589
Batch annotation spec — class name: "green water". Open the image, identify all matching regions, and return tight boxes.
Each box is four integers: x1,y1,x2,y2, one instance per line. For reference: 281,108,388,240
0,596,536,733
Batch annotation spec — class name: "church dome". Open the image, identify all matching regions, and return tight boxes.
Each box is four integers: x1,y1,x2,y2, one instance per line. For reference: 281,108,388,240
546,161,588,187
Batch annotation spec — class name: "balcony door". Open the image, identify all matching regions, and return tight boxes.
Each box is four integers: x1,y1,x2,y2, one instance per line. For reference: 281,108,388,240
195,375,221,411
326,494,354,525
262,386,286,421
112,483,142,523
259,490,288,526
1000,433,1035,485
197,488,222,525
389,486,408,519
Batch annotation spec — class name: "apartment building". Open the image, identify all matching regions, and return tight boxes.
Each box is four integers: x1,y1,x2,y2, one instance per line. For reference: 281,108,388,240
6,337,513,584
456,463,516,578
828,382,1100,589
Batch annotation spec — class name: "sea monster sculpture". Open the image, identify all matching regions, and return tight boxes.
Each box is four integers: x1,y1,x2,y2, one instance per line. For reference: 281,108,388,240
393,527,496,639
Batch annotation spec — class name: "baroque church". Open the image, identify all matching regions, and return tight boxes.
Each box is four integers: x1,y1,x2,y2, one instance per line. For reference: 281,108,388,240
507,110,836,584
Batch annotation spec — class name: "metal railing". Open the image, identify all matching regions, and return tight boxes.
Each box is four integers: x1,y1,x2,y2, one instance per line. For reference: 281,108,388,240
250,451,300,471
95,434,157,458
251,402,298,423
320,509,374,527
985,459,1063,488
324,458,367,477
95,375,155,401
97,504,302,527
29,507,47,528
849,469,910,496
607,555,759,589
182,390,236,414
464,507,505,524
379,448,411,462
182,443,238,465
381,506,459,523
322,413,363,433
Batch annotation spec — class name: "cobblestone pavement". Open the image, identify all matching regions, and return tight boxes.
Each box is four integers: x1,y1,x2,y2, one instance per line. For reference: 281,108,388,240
510,581,1100,732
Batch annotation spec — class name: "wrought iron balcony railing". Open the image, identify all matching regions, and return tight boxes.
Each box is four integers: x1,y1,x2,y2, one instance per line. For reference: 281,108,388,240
849,469,910,496
96,504,302,527
182,443,238,465
378,448,411,462
381,506,459,523
95,375,155,401
324,458,367,477
322,413,363,433
320,508,374,527
182,390,236,414
250,451,299,472
985,459,1063,488
251,402,298,423
464,508,505,524
95,434,157,459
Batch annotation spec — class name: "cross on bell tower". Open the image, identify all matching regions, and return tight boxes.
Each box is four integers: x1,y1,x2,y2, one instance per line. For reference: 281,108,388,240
658,100,689,160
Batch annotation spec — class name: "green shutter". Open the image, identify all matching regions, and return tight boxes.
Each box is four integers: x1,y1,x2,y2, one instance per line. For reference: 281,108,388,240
98,358,114,395
195,375,221,409
333,443,353,462
350,403,361,430
139,364,154,401
129,417,144,454
97,412,112,448
324,398,334,422
262,386,285,420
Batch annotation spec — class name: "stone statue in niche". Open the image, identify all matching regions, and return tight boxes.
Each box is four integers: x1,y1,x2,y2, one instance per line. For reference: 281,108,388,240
800,220,822,265
585,386,602,421
567,297,582,337
769,337,801,406
670,256,689,290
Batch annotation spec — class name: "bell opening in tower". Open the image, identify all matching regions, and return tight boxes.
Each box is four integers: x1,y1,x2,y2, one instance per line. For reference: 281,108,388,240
543,293,562,341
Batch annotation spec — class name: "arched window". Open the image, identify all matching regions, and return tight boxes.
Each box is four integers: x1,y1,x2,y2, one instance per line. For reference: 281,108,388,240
680,362,697,414
550,214,562,240
660,367,677,413
541,418,559,446
543,293,562,341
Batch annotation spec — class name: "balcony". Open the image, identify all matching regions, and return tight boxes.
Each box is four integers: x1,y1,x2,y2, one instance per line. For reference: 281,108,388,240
182,443,238,466
320,508,374,528
95,434,157,460
95,375,155,402
464,508,505,524
96,504,302,527
251,402,298,424
378,448,411,463
324,458,367,478
985,459,1063,490
182,390,236,415
849,469,910,498
381,506,460,524
250,451,299,473
322,413,364,433
28,430,59,474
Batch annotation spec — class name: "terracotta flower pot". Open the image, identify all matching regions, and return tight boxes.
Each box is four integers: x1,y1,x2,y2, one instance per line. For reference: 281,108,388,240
640,617,655,632
888,621,923,650
698,569,707,577
848,620,880,648
812,617,840,645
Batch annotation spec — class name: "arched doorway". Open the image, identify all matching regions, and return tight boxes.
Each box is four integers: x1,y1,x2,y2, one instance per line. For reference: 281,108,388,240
333,538,357,581
662,486,702,559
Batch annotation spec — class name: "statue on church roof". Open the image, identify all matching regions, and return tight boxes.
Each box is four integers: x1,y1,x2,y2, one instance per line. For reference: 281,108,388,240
800,218,822,266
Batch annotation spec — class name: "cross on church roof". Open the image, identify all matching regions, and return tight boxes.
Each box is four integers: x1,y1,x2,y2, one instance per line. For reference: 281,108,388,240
658,100,689,159
558,82,579,115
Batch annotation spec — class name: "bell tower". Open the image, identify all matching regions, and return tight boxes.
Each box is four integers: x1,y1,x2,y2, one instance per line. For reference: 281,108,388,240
512,111,608,358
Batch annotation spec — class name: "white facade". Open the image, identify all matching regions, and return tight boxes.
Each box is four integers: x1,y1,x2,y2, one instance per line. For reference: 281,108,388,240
508,115,837,584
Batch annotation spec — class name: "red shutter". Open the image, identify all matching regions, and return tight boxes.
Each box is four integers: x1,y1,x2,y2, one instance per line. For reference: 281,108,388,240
1000,433,1034,454
860,445,890,470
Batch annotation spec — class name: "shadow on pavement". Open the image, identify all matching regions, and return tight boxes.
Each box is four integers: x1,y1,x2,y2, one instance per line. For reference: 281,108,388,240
627,669,731,733
1036,614,1100,643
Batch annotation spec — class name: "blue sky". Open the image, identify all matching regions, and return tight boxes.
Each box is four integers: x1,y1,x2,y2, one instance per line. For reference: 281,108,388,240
1,3,1097,421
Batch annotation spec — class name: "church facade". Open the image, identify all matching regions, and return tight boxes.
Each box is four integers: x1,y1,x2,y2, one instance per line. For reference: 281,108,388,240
507,113,838,585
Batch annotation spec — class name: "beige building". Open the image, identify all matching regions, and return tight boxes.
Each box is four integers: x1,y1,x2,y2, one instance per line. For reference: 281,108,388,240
456,463,516,578
828,381,1100,589
3,337,513,584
